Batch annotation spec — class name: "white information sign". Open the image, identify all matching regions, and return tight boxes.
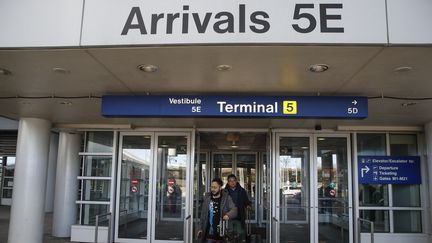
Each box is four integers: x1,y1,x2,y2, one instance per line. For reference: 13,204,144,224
80,0,388,46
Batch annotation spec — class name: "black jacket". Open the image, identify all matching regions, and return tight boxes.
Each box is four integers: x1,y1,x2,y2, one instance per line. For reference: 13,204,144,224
224,183,251,222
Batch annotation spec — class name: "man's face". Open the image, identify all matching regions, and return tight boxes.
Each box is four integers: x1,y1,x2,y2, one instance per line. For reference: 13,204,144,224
228,177,237,188
211,182,221,196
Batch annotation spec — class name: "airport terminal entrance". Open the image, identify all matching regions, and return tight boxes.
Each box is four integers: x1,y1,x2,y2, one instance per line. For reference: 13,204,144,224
113,130,352,243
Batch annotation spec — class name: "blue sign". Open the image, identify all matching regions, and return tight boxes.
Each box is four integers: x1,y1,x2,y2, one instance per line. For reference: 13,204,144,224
358,156,421,184
102,95,367,119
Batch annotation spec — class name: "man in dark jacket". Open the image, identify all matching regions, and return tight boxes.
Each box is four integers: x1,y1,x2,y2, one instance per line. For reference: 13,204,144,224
225,174,251,240
197,178,238,243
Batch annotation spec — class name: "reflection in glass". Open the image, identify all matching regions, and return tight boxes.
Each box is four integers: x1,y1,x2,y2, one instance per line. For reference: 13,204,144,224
359,210,390,233
86,131,113,153
155,136,188,241
213,153,233,186
390,134,417,156
393,210,422,233
118,136,152,239
82,156,112,177
82,180,111,201
317,137,349,243
357,133,386,156
279,137,310,243
359,184,389,206
236,153,256,220
81,204,109,225
393,184,421,207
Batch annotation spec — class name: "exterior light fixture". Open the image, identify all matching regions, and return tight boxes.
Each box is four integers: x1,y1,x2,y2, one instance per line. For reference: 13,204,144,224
52,67,71,74
138,64,158,73
309,64,329,73
216,64,232,71
401,102,417,107
394,66,413,73
0,68,12,75
59,101,73,106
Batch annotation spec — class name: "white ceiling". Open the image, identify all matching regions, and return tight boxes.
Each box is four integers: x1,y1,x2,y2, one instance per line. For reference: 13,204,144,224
0,45,431,129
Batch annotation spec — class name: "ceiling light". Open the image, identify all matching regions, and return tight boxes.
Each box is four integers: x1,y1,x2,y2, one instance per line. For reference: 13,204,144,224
19,101,31,105
318,138,326,141
231,141,239,148
138,64,158,73
52,67,71,74
217,64,232,71
59,101,73,106
401,102,417,107
301,146,309,150
0,68,12,75
309,64,329,73
394,66,413,73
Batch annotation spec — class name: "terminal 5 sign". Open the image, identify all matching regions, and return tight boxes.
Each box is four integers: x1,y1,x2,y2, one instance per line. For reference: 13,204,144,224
101,95,368,119
81,0,388,45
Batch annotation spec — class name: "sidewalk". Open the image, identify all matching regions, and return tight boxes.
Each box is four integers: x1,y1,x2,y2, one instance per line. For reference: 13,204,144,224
0,206,73,243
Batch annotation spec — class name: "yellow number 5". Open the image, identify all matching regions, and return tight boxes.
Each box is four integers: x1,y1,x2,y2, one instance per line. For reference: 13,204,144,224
283,101,297,114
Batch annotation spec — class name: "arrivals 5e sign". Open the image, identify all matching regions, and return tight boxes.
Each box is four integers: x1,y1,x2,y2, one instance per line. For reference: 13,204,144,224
358,156,422,185
81,0,388,45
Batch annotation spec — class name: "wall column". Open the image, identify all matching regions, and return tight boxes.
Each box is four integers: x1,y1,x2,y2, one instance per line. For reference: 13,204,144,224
52,132,81,237
8,118,51,243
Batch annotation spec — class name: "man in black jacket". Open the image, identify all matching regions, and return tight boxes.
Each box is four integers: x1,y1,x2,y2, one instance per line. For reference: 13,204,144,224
225,174,251,241
197,178,238,243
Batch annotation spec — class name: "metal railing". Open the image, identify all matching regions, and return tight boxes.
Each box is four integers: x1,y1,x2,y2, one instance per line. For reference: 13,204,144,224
357,218,375,243
94,212,112,243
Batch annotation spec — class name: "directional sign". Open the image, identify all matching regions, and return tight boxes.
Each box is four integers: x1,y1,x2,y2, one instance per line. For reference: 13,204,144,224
102,95,368,119
358,156,421,184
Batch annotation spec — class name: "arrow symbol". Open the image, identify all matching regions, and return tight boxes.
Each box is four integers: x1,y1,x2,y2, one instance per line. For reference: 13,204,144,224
361,165,370,178
352,100,358,105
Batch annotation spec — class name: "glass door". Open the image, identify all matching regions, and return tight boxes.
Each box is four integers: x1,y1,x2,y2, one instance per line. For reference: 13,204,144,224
115,133,153,243
275,134,312,243
274,133,352,243
315,135,352,243
152,133,192,243
235,153,258,222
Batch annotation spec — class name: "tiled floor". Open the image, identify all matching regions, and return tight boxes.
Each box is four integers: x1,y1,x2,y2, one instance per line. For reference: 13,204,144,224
0,206,73,243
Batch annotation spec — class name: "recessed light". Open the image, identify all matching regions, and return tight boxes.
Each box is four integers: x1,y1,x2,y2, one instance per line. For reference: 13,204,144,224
318,138,326,141
394,66,413,73
216,64,232,71
52,67,71,74
19,101,32,105
59,101,73,106
0,68,12,75
309,64,329,73
301,146,309,150
401,102,417,107
138,64,158,73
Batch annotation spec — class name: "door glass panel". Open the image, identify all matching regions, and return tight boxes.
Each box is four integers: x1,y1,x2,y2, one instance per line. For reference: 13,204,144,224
317,137,349,243
236,153,257,221
212,153,233,185
155,136,188,241
279,137,310,243
118,135,152,239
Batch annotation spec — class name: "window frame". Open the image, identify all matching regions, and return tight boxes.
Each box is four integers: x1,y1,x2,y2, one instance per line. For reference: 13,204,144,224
354,132,426,234
76,131,117,226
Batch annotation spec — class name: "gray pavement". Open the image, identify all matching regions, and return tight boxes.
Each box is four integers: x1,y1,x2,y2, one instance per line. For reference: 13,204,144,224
0,205,73,243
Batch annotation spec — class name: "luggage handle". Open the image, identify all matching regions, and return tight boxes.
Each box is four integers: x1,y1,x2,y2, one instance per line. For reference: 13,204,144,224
220,219,228,237
246,207,251,236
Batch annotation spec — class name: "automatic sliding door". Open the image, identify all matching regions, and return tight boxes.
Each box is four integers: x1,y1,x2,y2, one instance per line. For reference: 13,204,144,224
116,134,153,242
316,136,351,243
277,136,312,243
153,135,190,242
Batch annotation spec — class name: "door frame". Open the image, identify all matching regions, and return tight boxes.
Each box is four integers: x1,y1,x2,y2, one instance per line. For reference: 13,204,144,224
114,131,194,243
151,132,193,243
272,132,353,243
115,132,154,243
